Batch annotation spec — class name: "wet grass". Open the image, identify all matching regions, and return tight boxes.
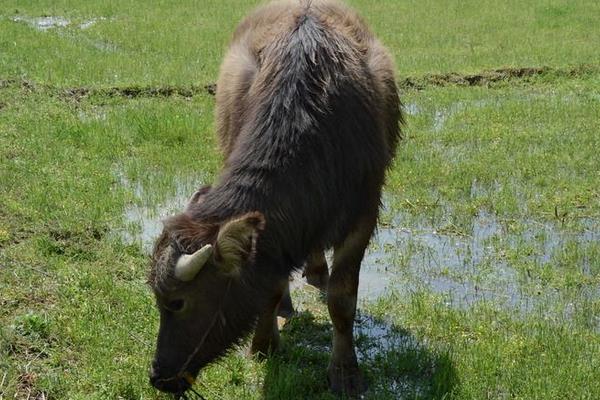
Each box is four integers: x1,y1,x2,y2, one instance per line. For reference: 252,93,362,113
1,1,600,399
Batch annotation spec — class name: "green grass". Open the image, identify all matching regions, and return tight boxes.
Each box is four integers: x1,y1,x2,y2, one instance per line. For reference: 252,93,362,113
1,0,599,85
1,0,599,399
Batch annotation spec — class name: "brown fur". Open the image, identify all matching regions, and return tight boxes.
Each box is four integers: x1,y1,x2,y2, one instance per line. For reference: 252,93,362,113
215,0,401,161
148,1,402,396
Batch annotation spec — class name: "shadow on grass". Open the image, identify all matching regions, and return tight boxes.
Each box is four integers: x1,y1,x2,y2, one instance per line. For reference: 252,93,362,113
262,311,458,399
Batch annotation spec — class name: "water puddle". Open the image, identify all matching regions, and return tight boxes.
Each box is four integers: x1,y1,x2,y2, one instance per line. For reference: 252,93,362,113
358,211,521,307
12,15,70,30
280,309,432,398
90,40,118,52
354,313,421,361
433,103,464,132
354,314,434,398
431,98,502,132
79,17,107,30
404,102,421,116
118,172,204,254
77,108,107,122
10,15,108,31
9,14,116,53
118,175,598,315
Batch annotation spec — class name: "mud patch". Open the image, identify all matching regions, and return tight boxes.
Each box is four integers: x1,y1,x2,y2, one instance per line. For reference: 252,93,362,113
3,65,597,103
203,65,600,96
15,373,47,400
61,84,209,102
397,64,600,90
205,83,217,96
0,79,37,92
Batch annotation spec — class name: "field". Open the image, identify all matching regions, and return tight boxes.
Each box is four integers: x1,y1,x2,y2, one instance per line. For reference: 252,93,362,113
1,0,599,399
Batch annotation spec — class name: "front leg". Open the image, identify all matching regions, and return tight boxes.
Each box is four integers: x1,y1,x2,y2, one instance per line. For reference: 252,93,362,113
251,279,287,356
326,216,376,396
277,280,295,318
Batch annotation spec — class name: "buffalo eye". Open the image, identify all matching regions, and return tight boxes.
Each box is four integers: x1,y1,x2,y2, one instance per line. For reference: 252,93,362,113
166,299,185,312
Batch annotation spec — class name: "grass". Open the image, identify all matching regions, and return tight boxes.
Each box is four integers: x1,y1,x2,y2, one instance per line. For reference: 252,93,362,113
1,0,599,399
1,0,600,85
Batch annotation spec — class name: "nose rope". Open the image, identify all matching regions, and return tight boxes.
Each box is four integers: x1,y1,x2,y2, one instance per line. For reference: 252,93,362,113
177,279,233,377
153,279,232,398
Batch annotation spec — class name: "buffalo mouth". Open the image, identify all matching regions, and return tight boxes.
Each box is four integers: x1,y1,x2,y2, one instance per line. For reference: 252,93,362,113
149,365,195,395
150,375,190,395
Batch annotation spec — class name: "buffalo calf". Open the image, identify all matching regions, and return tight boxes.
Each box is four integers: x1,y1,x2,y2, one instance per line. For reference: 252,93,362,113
148,0,402,396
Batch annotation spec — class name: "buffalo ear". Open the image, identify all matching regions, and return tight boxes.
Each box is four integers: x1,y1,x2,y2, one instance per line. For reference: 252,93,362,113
214,212,265,276
185,185,211,211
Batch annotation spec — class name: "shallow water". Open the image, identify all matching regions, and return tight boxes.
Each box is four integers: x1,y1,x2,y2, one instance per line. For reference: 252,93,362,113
12,16,70,30
79,17,106,30
430,98,506,132
10,15,108,31
118,172,203,253
119,175,598,314
10,14,116,52
355,313,430,398
404,102,421,116
354,313,421,361
118,170,599,373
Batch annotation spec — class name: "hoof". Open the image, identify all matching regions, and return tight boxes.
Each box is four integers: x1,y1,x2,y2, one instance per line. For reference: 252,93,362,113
277,290,295,318
250,335,279,359
327,362,367,397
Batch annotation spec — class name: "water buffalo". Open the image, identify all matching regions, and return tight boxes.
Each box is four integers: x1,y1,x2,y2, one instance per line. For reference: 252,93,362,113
148,0,402,396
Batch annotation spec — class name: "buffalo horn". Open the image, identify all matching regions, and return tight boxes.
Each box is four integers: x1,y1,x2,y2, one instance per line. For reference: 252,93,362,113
174,244,213,281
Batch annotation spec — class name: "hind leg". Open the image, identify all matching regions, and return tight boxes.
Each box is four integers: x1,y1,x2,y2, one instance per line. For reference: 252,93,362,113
327,214,377,396
278,249,329,317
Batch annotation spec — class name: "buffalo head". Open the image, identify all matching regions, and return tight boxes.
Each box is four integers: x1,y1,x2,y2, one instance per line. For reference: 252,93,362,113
147,189,265,394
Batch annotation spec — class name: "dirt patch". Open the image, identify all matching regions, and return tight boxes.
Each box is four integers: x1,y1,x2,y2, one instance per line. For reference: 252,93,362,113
397,65,599,90
205,83,217,96
0,209,37,249
15,373,48,400
203,65,599,95
2,64,597,102
61,84,211,101
0,228,34,248
0,79,37,92
0,79,209,101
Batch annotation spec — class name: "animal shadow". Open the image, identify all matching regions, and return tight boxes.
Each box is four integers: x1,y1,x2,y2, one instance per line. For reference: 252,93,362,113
262,310,458,399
